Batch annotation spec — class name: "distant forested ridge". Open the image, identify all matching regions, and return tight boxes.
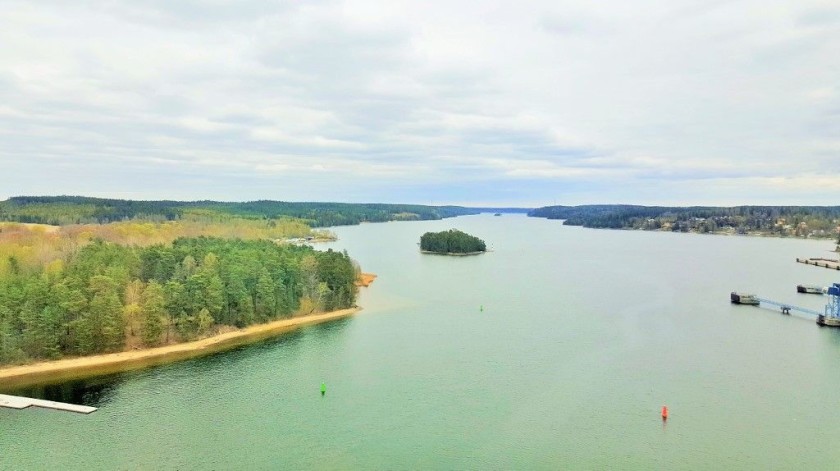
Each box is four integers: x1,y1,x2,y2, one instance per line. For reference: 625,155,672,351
528,205,840,239
0,237,357,365
474,208,532,214
0,196,482,227
420,229,487,254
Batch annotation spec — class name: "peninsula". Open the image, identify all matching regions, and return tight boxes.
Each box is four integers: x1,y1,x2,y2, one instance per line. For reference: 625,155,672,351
0,218,364,377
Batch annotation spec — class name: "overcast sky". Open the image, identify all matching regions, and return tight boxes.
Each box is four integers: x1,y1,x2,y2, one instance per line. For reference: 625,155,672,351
1,1,838,207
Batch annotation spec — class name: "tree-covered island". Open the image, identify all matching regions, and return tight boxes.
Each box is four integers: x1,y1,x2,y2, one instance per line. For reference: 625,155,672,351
420,229,487,255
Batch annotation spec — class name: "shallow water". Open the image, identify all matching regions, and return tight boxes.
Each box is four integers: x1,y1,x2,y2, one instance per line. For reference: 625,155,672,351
3,214,840,469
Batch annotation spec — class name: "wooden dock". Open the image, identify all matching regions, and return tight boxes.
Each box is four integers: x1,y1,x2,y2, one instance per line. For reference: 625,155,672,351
0,394,97,414
796,258,840,270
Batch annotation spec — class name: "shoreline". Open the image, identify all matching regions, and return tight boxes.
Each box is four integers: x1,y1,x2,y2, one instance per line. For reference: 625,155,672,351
556,223,839,241
0,307,360,390
420,250,485,256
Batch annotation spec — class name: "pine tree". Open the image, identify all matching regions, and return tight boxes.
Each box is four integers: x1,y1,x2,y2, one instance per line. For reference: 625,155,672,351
255,268,276,321
141,281,166,347
76,275,124,353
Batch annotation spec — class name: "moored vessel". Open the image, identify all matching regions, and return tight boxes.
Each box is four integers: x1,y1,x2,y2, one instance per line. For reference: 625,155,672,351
816,314,840,327
796,284,825,294
730,292,760,305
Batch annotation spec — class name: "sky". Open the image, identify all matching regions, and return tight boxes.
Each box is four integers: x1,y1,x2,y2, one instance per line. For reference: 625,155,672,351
1,0,838,207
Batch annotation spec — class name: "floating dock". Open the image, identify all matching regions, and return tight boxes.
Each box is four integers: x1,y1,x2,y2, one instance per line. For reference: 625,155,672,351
796,258,840,270
0,394,97,414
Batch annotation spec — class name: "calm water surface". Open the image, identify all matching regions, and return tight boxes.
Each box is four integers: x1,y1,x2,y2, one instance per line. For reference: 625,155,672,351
3,214,840,469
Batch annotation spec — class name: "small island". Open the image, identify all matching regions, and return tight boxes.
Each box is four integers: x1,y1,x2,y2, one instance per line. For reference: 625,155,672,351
420,229,487,255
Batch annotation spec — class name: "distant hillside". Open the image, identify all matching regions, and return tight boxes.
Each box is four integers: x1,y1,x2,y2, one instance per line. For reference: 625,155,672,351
471,207,532,214
0,196,484,227
528,204,840,239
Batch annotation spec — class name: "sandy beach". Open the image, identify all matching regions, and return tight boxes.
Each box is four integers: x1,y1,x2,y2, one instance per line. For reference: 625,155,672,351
0,307,360,390
356,272,377,287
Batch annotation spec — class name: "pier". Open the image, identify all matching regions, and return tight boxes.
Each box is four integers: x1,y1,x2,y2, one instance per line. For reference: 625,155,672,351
796,258,840,270
733,283,840,327
0,394,97,414
754,297,822,317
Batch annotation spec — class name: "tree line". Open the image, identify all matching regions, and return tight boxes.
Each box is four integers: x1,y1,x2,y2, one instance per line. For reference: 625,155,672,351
0,217,321,279
420,229,486,254
0,237,358,365
0,196,482,227
528,205,840,238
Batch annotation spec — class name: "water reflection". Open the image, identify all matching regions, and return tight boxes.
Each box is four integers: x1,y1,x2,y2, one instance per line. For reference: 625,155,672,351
1,315,354,407
4,374,124,407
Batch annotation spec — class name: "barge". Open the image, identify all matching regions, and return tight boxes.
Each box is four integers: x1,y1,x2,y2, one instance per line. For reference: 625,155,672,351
797,285,826,294
730,292,760,305
817,314,840,327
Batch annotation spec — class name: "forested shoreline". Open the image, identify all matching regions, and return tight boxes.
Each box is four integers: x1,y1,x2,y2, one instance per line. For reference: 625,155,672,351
529,205,840,241
0,237,357,365
0,196,482,227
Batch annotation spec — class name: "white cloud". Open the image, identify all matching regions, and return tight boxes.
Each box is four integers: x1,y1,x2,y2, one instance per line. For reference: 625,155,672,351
0,0,838,205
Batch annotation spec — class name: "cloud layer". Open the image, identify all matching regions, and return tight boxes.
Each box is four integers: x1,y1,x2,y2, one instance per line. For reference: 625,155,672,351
1,0,838,206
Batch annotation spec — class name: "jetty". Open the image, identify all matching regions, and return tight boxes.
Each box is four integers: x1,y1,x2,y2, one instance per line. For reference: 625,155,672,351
731,283,840,327
752,297,822,317
796,258,840,270
0,394,97,414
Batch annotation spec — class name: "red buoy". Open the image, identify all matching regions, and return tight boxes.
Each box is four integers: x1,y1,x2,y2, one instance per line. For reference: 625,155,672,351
661,405,669,420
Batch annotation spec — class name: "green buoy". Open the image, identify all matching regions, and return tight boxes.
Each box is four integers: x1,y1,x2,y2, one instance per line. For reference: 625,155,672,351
480,305,484,312
320,382,326,395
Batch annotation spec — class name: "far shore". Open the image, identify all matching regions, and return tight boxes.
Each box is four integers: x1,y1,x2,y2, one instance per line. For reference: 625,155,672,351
0,307,360,390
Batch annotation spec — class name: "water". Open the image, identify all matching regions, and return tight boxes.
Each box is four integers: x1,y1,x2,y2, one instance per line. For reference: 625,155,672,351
3,214,840,469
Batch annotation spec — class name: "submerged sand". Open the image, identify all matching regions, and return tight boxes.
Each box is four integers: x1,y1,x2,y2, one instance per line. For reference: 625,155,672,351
0,307,360,390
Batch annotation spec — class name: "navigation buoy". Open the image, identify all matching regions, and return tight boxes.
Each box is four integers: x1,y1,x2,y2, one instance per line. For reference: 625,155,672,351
661,405,668,420
321,382,326,395
480,305,484,312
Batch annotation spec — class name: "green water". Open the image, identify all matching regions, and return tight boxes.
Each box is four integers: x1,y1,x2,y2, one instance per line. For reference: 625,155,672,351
3,214,840,469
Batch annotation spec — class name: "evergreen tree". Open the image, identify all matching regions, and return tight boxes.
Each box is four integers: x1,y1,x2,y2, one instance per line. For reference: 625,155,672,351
54,277,88,352
164,280,187,342
141,281,166,347
196,308,214,336
19,277,61,359
0,307,24,363
255,268,276,321
75,275,124,353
